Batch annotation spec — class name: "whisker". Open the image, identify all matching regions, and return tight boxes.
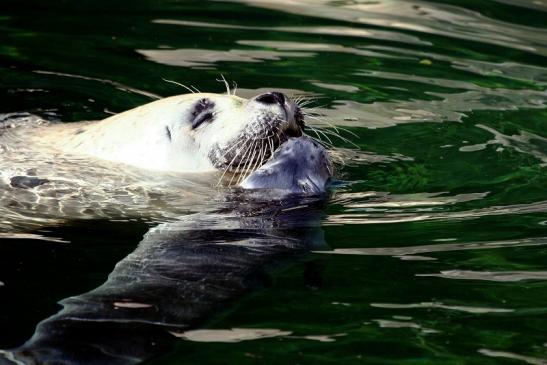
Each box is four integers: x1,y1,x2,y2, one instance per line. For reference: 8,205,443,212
236,145,254,185
317,128,360,148
326,149,347,167
162,78,195,94
304,126,329,145
248,140,266,179
305,132,334,149
297,99,317,108
232,81,238,96
217,74,231,95
216,145,242,187
300,102,330,111
218,137,246,160
301,105,361,148
255,140,268,171
293,94,328,103
217,136,251,186
233,139,257,185
237,140,258,185
305,112,360,139
268,134,275,162
302,112,342,135
311,126,334,145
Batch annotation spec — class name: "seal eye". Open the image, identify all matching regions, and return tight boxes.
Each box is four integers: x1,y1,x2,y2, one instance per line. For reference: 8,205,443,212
192,111,214,129
191,98,215,129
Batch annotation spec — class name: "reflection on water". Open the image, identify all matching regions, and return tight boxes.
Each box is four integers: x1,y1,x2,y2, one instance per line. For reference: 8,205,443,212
173,328,292,343
371,318,439,334
316,236,547,257
138,48,314,68
1,0,547,363
417,270,547,281
233,0,547,54
370,301,514,314
479,349,547,365
152,19,431,46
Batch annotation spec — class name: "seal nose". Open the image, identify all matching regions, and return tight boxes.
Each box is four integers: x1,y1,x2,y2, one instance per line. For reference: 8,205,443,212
255,92,286,105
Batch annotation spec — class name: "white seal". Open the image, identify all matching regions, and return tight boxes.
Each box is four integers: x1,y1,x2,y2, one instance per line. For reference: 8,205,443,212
0,92,332,230
28,92,305,174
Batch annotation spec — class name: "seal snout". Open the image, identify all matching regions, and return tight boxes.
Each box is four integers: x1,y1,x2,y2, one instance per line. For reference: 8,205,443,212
211,91,312,177
254,91,302,138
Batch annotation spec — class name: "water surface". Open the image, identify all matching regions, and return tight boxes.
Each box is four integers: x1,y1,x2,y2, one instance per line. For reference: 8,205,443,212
1,0,547,364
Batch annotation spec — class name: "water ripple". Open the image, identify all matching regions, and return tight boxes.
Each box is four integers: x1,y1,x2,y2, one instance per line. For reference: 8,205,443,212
479,349,547,365
153,19,430,46
325,200,547,225
137,48,314,68
312,86,547,128
169,328,291,343
417,270,547,282
372,319,439,334
314,236,547,257
231,0,547,55
370,301,514,314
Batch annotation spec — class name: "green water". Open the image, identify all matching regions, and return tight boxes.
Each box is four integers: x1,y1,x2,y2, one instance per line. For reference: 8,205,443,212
1,0,547,364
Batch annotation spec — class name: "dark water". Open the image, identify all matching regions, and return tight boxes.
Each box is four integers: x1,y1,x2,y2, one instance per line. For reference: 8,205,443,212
1,0,547,364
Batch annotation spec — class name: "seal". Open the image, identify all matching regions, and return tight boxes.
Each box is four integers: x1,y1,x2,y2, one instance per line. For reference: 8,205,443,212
0,92,332,231
27,92,305,175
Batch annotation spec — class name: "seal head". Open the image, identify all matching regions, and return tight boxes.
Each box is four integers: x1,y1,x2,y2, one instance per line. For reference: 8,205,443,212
241,136,332,195
51,92,304,174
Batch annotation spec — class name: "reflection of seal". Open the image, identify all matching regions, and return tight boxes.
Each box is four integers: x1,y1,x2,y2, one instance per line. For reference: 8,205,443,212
30,92,305,176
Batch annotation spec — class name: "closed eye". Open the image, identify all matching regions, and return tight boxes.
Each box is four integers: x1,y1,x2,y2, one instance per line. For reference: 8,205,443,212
192,111,214,129
191,98,215,129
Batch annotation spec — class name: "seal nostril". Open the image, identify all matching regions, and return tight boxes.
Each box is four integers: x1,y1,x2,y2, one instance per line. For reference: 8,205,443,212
256,92,285,105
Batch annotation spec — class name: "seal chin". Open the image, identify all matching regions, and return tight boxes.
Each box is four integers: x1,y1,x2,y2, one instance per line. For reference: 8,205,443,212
240,136,332,195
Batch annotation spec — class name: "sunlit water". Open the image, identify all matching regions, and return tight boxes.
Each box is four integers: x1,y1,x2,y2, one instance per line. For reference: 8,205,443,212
1,0,547,364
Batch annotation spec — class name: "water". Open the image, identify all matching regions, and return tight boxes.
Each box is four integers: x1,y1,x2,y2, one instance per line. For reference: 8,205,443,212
1,0,547,364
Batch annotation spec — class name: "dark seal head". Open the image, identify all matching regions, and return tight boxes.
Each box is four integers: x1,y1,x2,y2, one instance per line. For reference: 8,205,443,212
241,136,332,195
